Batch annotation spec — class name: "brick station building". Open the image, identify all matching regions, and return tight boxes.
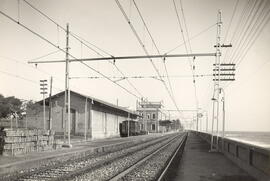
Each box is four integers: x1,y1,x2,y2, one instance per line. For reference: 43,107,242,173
26,90,138,139
136,101,163,133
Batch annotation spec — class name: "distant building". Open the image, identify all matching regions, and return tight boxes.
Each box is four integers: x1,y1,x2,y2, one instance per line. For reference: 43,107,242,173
159,120,172,132
26,90,138,139
136,100,163,133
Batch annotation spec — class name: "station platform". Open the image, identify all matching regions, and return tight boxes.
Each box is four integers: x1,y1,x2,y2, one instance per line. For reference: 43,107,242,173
171,132,257,181
0,134,158,177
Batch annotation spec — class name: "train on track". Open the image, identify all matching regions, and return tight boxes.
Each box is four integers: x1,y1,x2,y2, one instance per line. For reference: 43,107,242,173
119,120,147,137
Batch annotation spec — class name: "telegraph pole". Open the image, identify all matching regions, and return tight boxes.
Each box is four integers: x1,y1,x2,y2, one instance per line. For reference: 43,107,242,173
40,79,48,130
156,108,158,133
117,99,119,133
49,76,53,130
205,111,208,132
143,98,147,132
127,112,130,137
84,97,87,141
196,112,199,131
200,114,202,131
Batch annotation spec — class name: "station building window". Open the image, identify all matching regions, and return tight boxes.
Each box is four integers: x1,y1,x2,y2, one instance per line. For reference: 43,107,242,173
147,114,150,119
152,113,156,119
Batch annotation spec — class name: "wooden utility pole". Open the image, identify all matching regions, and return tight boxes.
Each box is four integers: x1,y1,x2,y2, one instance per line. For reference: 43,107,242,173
205,111,208,132
117,99,119,133
143,99,147,132
127,112,130,137
84,97,87,141
196,111,199,131
49,76,53,130
43,88,46,129
40,79,48,130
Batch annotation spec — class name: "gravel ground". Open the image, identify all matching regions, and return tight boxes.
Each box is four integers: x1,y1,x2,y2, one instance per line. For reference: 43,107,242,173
120,135,185,181
1,137,159,181
70,134,183,181
18,134,177,181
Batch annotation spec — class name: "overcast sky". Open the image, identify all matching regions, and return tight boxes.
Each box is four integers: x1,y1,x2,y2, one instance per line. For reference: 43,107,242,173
0,0,269,131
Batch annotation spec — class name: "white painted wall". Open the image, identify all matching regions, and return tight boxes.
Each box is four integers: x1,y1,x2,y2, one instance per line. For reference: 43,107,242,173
91,110,128,139
91,110,103,139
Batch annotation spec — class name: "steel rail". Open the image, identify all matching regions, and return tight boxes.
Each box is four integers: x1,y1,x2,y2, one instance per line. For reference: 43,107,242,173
52,134,180,181
12,134,174,181
28,53,216,64
109,133,187,181
157,132,188,181
6,139,135,181
6,135,161,181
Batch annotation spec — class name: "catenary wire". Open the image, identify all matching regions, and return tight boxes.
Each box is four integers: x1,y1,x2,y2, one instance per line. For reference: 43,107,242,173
0,10,141,99
132,0,178,112
172,0,199,110
22,0,144,98
222,0,253,63
223,1,270,89
115,0,182,113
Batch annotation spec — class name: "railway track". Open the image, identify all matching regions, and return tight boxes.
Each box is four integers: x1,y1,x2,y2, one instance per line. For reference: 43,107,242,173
110,132,187,181
69,132,187,181
5,133,185,181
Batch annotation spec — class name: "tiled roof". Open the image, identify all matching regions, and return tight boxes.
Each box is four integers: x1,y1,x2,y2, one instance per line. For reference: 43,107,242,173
37,90,138,117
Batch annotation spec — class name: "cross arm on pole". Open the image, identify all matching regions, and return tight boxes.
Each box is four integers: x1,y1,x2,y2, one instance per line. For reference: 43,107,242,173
28,53,217,64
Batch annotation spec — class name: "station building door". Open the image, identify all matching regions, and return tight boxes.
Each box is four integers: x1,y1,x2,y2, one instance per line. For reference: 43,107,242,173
70,109,76,135
151,124,155,131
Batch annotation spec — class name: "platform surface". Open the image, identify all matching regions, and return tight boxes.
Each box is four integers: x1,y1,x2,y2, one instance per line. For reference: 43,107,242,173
171,132,257,181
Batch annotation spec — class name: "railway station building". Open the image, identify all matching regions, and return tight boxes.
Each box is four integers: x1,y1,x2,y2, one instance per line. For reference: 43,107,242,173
25,90,138,139
136,101,163,133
